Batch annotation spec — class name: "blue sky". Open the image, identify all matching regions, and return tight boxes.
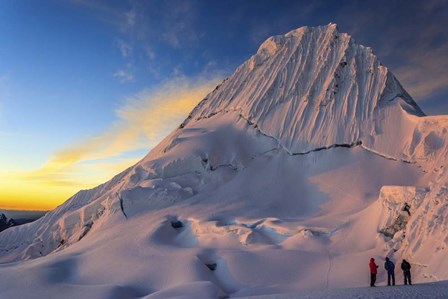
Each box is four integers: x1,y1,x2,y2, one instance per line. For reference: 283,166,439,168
0,0,447,209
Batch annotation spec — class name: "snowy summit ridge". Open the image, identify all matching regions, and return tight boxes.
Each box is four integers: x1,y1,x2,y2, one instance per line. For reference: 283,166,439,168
185,23,424,154
1,24,448,298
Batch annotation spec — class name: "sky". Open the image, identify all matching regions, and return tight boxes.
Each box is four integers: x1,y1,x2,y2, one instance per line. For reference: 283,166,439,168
0,0,447,211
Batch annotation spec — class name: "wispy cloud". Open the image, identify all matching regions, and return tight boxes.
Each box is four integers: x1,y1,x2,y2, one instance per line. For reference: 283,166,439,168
67,0,139,81
395,42,448,100
79,0,200,48
144,45,155,60
158,0,199,48
122,7,137,31
113,68,134,82
116,38,133,58
6,75,223,189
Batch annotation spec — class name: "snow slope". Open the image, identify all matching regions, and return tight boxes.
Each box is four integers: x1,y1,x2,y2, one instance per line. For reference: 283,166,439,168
1,24,448,298
240,281,448,299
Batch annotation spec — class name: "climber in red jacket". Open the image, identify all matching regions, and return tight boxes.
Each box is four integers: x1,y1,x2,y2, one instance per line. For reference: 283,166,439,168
369,257,379,287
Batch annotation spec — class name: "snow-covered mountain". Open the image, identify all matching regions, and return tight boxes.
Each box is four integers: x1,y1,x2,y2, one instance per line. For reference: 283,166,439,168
0,213,17,232
1,24,448,298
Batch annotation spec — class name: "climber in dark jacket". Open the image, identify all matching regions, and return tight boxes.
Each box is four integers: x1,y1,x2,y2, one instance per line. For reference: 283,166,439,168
401,259,412,285
384,257,395,286
369,258,378,287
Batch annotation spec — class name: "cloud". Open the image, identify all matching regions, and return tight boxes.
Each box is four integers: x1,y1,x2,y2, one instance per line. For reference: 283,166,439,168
11,75,223,189
73,0,200,48
113,68,134,82
390,20,448,101
116,39,133,58
144,45,155,60
158,1,198,48
67,0,208,85
68,1,141,80
395,43,448,100
123,8,137,31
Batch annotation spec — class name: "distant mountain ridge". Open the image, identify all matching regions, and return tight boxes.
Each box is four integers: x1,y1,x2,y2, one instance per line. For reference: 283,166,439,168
0,211,45,232
0,213,17,232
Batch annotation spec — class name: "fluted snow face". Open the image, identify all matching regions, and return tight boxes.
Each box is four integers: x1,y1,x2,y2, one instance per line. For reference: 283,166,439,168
188,24,423,153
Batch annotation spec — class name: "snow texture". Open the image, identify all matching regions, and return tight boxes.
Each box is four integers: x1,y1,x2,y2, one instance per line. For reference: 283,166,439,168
1,23,448,298
240,281,448,299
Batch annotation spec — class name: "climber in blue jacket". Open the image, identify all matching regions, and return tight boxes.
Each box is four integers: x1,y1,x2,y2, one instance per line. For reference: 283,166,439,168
384,257,395,286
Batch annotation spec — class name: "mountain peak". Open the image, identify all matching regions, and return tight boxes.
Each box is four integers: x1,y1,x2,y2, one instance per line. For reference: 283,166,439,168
186,25,424,154
257,23,344,59
285,22,339,36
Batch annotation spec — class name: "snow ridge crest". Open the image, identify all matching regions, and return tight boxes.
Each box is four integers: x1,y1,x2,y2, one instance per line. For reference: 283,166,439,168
185,23,424,154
